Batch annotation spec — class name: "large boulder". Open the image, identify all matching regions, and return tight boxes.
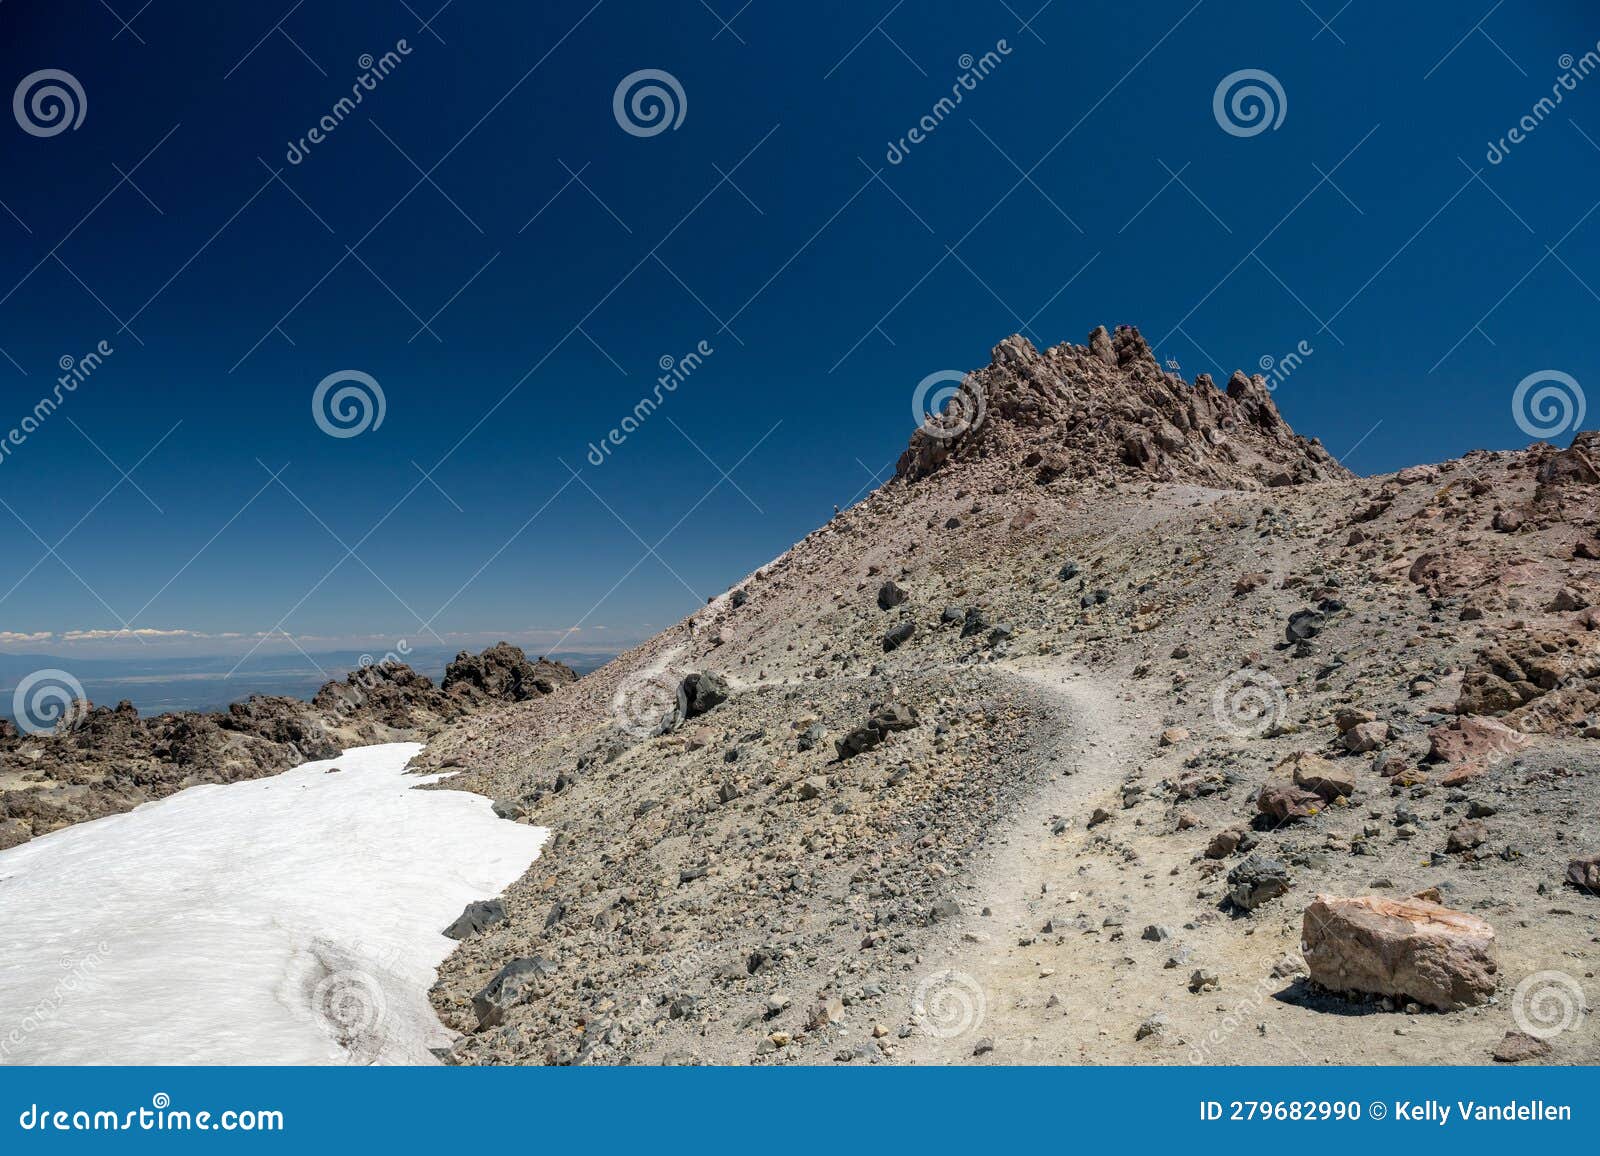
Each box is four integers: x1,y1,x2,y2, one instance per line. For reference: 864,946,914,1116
679,671,731,718
1300,894,1497,1011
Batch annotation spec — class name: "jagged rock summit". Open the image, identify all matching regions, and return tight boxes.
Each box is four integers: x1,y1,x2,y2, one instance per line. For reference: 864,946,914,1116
897,324,1349,490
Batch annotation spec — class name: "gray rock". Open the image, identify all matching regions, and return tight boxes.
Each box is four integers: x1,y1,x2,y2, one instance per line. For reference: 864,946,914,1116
882,620,916,652
680,671,730,717
491,798,525,820
442,898,506,940
1286,608,1325,642
472,956,557,1028
877,580,908,610
1226,853,1290,911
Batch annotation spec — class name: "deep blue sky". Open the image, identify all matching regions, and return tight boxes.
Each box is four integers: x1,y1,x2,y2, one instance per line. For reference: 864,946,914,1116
0,0,1595,658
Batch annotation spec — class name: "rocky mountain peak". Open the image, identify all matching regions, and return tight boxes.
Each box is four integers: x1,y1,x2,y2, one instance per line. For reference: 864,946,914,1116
896,324,1350,489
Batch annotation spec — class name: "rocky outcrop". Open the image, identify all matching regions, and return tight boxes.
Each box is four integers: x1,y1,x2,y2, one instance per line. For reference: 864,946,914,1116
1301,895,1498,1011
896,326,1349,489
441,642,577,706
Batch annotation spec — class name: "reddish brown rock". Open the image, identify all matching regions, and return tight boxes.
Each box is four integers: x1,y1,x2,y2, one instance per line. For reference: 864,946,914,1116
1203,827,1245,859
1333,708,1375,733
895,328,1349,489
1446,819,1488,853
1233,572,1269,596
1341,720,1389,753
1301,894,1498,1011
1278,752,1355,801
1492,1030,1552,1063
1427,716,1529,783
1566,854,1600,892
1257,780,1324,822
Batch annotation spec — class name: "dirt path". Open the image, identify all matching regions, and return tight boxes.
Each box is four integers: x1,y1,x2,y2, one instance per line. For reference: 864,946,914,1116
900,660,1566,1066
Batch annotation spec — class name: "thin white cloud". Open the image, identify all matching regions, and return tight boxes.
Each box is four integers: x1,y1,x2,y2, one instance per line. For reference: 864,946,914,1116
0,631,53,644
61,628,209,641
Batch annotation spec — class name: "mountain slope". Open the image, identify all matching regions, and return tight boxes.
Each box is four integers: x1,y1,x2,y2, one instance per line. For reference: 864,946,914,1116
402,329,1598,1063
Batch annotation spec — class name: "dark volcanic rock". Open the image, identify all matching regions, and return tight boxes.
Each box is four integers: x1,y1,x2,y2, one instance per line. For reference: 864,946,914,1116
442,642,577,705
443,899,508,939
680,672,731,718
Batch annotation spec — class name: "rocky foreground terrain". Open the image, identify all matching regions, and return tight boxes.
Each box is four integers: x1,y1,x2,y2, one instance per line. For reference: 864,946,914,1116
415,325,1599,1066
0,642,575,849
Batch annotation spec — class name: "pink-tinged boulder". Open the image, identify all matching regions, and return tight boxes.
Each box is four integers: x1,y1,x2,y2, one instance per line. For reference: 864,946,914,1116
1427,716,1529,784
1279,752,1355,801
1257,780,1324,822
1341,720,1389,753
1301,894,1497,1011
1567,854,1600,892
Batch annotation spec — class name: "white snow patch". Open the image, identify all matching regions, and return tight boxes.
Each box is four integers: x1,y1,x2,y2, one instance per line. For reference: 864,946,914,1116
0,742,545,1065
